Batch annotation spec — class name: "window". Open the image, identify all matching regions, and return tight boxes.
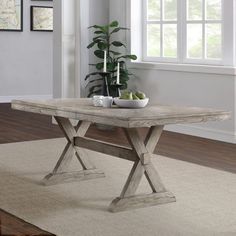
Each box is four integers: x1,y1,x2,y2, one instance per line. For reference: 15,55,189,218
186,0,222,61
145,0,178,61
142,0,234,65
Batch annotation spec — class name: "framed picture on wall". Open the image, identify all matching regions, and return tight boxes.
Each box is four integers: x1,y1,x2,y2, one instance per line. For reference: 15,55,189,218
0,0,23,31
31,6,53,32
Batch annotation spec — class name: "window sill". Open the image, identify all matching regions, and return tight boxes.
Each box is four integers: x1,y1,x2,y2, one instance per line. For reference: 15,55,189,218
128,62,236,76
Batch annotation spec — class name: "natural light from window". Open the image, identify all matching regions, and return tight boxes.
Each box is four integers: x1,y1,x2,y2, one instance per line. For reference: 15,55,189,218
144,0,224,64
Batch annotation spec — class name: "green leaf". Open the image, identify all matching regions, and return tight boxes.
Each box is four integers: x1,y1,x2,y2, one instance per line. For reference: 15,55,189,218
85,72,101,80
89,84,102,93
88,25,103,30
112,41,126,47
88,89,102,98
88,38,104,48
89,25,104,30
93,36,106,41
94,30,104,34
96,62,104,70
119,55,137,60
94,50,105,59
87,41,97,49
107,62,116,71
88,25,109,34
88,25,97,29
110,21,119,27
110,50,122,55
129,55,138,60
87,78,103,84
104,25,109,32
110,27,129,34
98,42,108,50
88,25,98,29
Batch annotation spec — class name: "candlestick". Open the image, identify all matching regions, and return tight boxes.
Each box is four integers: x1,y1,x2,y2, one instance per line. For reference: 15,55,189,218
117,62,120,84
99,72,110,96
103,51,107,73
110,83,123,98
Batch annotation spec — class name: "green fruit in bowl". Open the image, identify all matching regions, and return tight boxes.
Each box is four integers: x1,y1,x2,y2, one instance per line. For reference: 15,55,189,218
128,92,133,100
135,91,146,99
120,91,130,99
120,94,129,99
120,90,147,100
133,94,140,100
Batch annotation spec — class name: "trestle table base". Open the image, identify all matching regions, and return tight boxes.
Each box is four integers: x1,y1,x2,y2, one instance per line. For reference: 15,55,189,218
43,116,176,212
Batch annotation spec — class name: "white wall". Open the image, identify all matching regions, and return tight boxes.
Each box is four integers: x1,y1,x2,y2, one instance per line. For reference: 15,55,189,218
0,0,53,102
0,0,109,101
109,0,236,143
128,68,236,143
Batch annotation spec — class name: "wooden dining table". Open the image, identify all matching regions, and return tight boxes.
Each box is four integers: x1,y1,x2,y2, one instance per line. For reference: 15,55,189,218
11,98,230,212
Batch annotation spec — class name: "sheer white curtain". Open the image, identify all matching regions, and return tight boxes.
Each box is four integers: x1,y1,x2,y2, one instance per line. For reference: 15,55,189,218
53,0,90,99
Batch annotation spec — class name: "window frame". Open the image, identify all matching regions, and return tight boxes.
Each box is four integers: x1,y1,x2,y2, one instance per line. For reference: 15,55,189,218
141,0,235,66
143,0,179,63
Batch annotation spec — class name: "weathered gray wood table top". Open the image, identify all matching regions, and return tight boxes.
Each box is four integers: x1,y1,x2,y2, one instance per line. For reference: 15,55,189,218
12,98,230,128
11,98,231,212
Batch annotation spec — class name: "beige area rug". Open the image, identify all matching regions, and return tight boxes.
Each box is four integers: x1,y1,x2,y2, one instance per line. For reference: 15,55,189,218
0,138,236,236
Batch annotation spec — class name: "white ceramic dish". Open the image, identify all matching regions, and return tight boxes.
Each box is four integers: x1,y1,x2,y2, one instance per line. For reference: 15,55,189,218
114,97,149,108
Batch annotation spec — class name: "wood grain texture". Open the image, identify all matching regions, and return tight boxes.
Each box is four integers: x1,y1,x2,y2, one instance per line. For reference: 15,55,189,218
0,103,62,144
145,126,164,153
52,142,75,173
11,98,231,128
74,136,137,162
124,128,166,193
120,161,145,198
42,169,105,186
43,118,103,185
0,209,55,235
54,116,76,142
109,191,176,213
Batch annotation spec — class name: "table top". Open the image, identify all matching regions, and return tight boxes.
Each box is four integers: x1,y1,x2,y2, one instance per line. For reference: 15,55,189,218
11,98,231,128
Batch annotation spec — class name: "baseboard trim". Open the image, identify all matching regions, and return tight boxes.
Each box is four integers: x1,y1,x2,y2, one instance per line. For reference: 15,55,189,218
0,95,53,103
165,124,236,144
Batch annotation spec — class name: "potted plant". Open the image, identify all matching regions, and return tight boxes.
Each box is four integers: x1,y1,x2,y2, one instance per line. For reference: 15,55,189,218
85,20,137,97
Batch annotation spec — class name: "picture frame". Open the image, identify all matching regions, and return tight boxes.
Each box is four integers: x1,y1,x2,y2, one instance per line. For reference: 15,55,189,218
0,0,23,31
30,6,53,32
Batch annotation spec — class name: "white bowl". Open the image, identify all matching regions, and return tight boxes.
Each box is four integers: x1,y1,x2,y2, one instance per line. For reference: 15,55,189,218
114,97,149,108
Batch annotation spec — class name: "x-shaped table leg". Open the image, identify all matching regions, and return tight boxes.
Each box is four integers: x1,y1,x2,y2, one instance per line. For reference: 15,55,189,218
109,126,176,212
42,117,105,185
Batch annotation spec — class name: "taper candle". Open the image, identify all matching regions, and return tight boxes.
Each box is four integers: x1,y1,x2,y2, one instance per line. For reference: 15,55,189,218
117,62,120,84
103,51,107,72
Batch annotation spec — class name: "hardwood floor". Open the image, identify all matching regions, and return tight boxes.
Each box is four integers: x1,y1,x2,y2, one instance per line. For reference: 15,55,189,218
0,103,62,143
0,103,235,235
0,209,55,236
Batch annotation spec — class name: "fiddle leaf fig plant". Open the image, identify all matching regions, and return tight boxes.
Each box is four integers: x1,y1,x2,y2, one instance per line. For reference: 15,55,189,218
85,20,137,97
